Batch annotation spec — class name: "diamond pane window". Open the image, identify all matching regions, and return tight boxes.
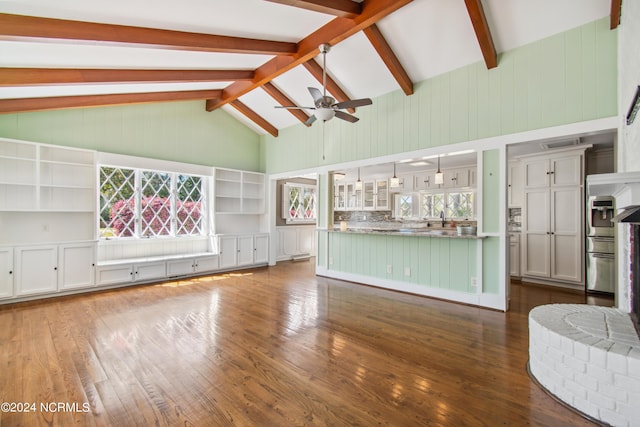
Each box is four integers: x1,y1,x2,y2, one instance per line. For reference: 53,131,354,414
99,167,135,238
140,171,172,237
284,184,317,222
98,166,207,239
421,193,445,218
398,194,413,218
447,192,474,219
176,175,203,235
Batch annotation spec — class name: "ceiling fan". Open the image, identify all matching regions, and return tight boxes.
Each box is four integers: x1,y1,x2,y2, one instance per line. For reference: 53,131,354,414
276,43,373,126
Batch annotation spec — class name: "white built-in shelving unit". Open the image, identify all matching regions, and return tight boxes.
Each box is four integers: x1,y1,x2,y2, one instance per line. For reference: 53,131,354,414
214,168,265,214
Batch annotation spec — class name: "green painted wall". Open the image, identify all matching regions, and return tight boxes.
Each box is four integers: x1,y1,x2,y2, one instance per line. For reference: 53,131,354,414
327,232,478,293
482,150,500,233
262,18,617,174
0,101,262,171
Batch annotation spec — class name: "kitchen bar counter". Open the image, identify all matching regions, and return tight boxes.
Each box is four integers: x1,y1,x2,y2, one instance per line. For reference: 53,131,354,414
327,227,485,239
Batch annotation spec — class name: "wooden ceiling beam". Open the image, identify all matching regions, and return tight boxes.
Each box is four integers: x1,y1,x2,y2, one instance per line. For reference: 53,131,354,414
0,89,222,114
610,0,622,29
261,82,311,125
230,99,279,137
463,0,497,69
362,24,413,96
206,0,413,111
0,68,255,86
0,13,297,55
302,60,355,113
264,0,362,19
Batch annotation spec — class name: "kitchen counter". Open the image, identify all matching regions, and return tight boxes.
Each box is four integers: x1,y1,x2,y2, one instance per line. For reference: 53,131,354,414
327,227,485,239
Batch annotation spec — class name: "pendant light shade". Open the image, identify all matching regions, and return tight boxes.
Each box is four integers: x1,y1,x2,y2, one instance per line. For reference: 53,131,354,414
435,155,444,185
355,167,363,190
389,163,400,188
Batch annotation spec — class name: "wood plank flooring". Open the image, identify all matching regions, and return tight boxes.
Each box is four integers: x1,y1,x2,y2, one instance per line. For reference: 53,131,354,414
0,261,613,426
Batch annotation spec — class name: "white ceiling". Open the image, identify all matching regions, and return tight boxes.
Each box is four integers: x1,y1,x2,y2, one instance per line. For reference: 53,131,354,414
0,0,612,134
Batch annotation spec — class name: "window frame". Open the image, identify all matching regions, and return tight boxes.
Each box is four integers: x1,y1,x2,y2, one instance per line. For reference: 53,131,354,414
282,182,317,224
98,164,207,240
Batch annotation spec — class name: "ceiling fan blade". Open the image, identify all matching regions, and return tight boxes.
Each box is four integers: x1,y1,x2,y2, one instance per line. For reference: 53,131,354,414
333,98,373,110
308,87,324,105
305,115,317,126
275,105,315,110
334,110,359,123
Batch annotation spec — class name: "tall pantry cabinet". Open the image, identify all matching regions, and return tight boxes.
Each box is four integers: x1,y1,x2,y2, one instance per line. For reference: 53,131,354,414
521,149,585,287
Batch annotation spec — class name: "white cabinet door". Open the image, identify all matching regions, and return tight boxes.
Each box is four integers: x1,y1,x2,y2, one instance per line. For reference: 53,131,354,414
58,242,95,291
375,180,389,210
522,189,550,278
298,228,316,256
15,245,58,296
96,264,133,286
551,156,581,187
363,181,375,210
237,235,255,266
134,262,166,282
254,234,269,264
550,187,582,282
335,184,346,210
442,169,468,188
509,241,520,277
219,236,238,269
508,162,523,207
167,259,195,277
0,248,14,299
524,158,549,189
195,255,218,273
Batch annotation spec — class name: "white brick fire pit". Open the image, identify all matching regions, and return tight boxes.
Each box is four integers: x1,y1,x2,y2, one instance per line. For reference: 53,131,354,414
529,304,640,427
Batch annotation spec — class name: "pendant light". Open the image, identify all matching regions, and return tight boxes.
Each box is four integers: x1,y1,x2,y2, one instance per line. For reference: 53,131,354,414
389,163,400,188
435,155,444,185
355,167,363,190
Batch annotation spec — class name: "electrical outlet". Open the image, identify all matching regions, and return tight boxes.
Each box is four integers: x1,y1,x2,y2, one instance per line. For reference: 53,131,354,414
471,277,478,287
386,265,393,274
404,267,411,277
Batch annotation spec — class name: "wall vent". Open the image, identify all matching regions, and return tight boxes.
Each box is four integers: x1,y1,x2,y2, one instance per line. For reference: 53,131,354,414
539,138,580,150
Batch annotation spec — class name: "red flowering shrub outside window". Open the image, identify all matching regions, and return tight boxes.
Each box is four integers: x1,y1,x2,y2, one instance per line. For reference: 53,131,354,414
99,166,204,239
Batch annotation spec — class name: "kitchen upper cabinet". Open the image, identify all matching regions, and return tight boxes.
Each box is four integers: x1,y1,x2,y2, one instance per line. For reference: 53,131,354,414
363,181,375,210
345,182,362,211
508,162,523,207
58,242,95,291
413,173,436,191
0,248,13,299
335,183,346,210
15,245,58,296
442,169,469,188
362,180,389,210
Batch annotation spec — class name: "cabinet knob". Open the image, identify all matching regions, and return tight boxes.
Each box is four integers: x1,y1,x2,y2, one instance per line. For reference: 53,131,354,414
8,271,12,275
54,267,57,271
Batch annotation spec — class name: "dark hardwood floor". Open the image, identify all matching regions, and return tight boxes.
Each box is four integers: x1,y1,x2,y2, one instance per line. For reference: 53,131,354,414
0,261,613,426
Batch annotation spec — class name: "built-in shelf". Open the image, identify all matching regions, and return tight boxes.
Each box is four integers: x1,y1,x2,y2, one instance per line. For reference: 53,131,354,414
214,168,265,214
0,139,96,212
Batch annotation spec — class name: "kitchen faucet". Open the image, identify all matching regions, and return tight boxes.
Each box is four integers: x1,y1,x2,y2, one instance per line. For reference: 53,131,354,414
440,210,445,227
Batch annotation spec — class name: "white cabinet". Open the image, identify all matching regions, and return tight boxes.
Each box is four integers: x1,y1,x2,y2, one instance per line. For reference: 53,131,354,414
363,180,389,210
345,182,362,211
509,234,520,277
254,234,269,264
237,235,255,266
15,245,58,296
522,151,583,285
508,162,523,207
214,168,265,214
413,172,437,191
442,168,470,188
58,242,95,290
334,183,346,210
95,260,166,286
219,234,269,269
0,248,13,299
166,255,218,277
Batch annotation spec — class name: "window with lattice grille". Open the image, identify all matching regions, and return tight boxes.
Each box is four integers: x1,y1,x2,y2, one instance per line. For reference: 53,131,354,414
283,183,316,223
99,166,205,239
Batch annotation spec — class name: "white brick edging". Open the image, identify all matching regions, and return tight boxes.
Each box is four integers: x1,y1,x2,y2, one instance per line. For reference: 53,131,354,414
529,304,640,427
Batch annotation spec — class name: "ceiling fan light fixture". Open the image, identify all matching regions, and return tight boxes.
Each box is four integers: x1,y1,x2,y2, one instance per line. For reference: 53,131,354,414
315,108,335,122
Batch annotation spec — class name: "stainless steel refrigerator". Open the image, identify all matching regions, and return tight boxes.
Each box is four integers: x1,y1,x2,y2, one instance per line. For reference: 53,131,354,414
586,195,615,293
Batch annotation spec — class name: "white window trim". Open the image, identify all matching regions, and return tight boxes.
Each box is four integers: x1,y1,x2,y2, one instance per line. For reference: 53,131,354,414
283,182,317,224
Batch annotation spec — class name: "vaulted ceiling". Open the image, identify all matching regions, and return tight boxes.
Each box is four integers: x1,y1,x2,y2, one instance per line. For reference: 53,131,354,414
0,0,620,137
